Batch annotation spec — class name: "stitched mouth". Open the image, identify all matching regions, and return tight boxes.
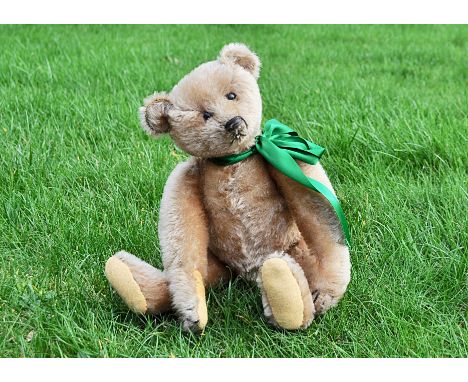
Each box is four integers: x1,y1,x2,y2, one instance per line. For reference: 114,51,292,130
228,127,247,144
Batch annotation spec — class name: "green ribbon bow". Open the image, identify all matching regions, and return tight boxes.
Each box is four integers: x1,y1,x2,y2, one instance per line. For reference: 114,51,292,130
209,119,351,246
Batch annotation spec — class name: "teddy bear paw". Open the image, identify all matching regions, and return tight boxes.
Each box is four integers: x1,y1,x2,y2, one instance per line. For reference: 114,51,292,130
179,306,205,333
312,290,339,315
178,270,208,333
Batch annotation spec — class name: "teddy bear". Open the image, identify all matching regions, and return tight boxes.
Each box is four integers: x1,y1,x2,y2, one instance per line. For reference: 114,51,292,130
105,43,351,332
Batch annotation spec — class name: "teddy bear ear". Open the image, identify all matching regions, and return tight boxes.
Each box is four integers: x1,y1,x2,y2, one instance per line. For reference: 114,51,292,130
139,92,173,137
218,43,261,79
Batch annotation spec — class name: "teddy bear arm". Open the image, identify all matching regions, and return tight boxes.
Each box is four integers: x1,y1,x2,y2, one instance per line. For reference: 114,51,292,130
157,159,213,331
268,161,351,314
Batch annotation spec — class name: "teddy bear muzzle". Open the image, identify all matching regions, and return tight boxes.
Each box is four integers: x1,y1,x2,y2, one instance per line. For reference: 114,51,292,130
225,116,246,131
225,116,248,142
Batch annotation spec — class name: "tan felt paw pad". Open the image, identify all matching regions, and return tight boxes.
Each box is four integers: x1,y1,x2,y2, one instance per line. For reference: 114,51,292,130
193,270,208,330
261,258,304,330
105,256,147,314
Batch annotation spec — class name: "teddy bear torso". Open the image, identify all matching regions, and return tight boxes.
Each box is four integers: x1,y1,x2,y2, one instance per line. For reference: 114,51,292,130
199,155,303,275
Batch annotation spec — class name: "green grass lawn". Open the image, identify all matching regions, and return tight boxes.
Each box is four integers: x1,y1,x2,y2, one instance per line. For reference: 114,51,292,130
0,25,467,357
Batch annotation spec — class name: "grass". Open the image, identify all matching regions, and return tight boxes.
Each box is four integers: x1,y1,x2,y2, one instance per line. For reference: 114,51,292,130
0,25,467,358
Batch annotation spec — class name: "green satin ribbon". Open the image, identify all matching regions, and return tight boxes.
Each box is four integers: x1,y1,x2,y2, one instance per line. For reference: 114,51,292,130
209,119,351,246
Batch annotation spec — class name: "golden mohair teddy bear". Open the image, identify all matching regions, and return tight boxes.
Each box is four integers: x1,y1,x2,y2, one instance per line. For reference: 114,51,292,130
105,43,351,332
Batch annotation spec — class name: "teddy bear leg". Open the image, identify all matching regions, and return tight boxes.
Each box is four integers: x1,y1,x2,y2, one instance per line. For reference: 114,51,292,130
256,253,315,330
105,251,171,315
105,250,231,318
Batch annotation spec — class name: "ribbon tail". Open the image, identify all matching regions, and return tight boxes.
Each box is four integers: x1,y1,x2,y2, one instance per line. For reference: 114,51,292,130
256,138,351,246
305,178,351,247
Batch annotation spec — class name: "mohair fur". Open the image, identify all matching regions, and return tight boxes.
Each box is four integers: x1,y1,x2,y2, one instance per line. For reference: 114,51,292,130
105,43,351,332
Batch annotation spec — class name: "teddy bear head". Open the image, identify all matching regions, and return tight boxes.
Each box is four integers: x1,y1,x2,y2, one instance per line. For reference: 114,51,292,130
139,43,262,158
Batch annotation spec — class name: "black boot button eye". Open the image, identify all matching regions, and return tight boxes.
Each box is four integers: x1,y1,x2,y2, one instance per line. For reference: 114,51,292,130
203,111,213,120
226,92,237,100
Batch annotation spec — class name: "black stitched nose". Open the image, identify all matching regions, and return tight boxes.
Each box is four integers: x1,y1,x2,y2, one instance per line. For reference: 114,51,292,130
225,116,244,131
